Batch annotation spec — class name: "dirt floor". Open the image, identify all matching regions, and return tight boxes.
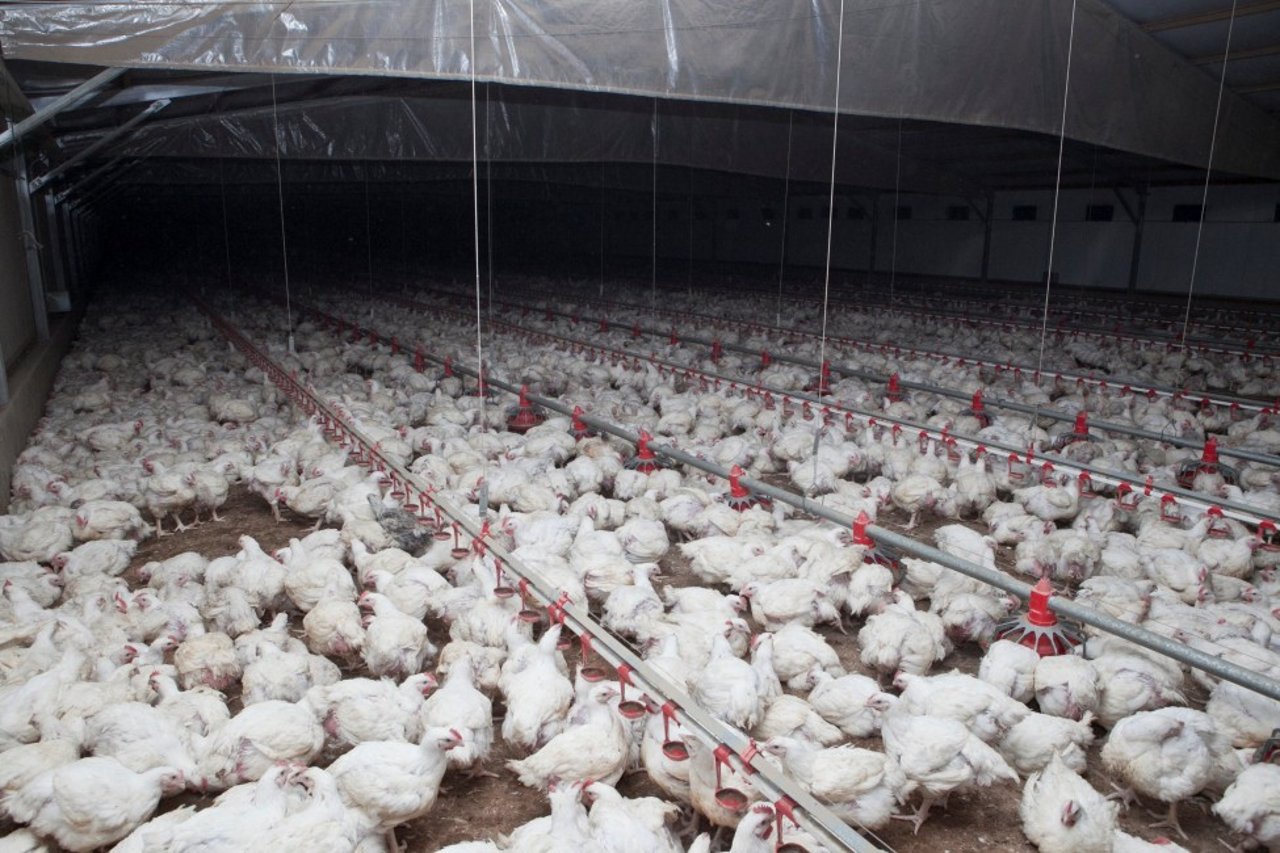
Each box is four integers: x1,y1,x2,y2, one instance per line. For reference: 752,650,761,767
7,484,1236,853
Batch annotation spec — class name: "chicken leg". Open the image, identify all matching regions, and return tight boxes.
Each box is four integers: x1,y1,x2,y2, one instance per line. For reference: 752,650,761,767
1148,800,1189,841
892,791,943,835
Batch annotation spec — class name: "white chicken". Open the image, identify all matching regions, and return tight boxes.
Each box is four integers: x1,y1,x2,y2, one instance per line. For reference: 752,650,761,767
7,757,185,852
359,591,435,680
857,590,951,676
507,684,630,789
761,736,906,830
1212,761,1280,851
1020,752,1118,853
419,653,494,774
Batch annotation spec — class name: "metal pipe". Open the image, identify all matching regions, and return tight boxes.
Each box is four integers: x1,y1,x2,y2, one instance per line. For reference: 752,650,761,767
448,289,1280,471
198,298,882,853
11,132,49,342
424,281,1274,414
309,295,1280,705
0,67,127,155
29,98,170,193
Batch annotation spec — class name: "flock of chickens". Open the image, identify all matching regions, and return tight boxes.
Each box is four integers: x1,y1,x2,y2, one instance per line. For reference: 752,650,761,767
0,284,1278,853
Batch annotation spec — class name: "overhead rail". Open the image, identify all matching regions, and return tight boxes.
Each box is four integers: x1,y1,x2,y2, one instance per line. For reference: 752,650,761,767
422,282,1276,415
415,285,1280,471
194,295,882,853
249,290,1280,706
0,66,127,155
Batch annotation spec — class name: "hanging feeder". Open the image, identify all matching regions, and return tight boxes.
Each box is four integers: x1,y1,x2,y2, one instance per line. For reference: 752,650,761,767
1160,494,1184,525
1052,411,1096,451
659,701,688,762
578,633,607,682
516,579,541,623
1176,436,1239,489
886,372,902,403
1252,728,1280,765
546,594,573,650
965,389,992,428
710,339,723,364
994,577,1083,656
626,429,663,473
774,797,809,853
449,522,469,560
712,744,750,812
1205,506,1232,539
725,465,765,511
851,510,903,584
1114,482,1140,511
805,360,833,396
761,349,772,369
1256,520,1280,552
492,557,515,599
1077,471,1097,498
1040,462,1058,486
507,385,543,434
1007,452,1030,483
569,405,595,440
442,357,454,378
432,507,451,540
614,664,647,720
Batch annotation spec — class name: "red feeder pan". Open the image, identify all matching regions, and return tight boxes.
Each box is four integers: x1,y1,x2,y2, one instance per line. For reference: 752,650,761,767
516,579,541,623
886,372,902,403
994,577,1083,656
626,429,663,473
1205,506,1231,538
805,360,833,396
507,385,543,434
852,510,903,584
712,745,750,811
492,557,515,599
449,522,469,560
1052,411,1095,451
615,664,647,720
569,405,595,440
725,465,764,511
660,702,688,762
774,796,808,853
578,634,607,682
966,389,992,428
1176,436,1239,489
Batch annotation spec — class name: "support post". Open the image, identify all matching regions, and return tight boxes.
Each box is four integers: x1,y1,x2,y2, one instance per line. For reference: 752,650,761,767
868,192,879,275
11,129,49,341
43,195,69,307
0,67,126,155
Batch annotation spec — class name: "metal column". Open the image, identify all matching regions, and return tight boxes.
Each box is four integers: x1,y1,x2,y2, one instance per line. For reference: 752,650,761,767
10,129,49,341
43,195,70,309
1127,186,1148,295
981,193,994,281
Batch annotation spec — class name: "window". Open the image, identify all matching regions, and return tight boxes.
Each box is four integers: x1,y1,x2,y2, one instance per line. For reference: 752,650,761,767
798,206,813,221
846,206,866,220
946,205,970,221
1012,204,1037,221
1172,204,1203,223
1085,204,1114,222
895,205,913,221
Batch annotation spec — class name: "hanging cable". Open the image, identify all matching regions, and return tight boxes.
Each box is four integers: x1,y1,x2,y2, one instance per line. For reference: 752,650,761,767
888,117,902,308
469,0,485,432
813,0,847,503
269,73,294,353
775,110,794,327
1033,0,1079,385
599,162,607,297
816,0,846,379
651,97,659,316
1180,0,1239,353
486,81,494,323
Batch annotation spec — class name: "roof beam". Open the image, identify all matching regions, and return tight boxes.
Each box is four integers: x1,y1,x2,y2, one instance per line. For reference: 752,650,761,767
1193,42,1280,64
1142,0,1280,33
0,66,125,154
29,99,170,193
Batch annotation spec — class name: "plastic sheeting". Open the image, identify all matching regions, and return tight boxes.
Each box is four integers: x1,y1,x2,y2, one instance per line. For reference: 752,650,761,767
2,0,1278,180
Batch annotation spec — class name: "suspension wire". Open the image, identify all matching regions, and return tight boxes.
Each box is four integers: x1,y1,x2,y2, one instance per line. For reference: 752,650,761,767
888,117,902,309
269,73,294,353
650,97,659,316
813,0,847,502
1033,0,1079,387
469,0,485,431
486,81,494,324
1180,0,1239,353
816,0,846,379
776,110,794,327
362,161,374,316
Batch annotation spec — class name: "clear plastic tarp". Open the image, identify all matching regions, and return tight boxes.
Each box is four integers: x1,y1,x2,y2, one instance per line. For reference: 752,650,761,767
2,0,1277,180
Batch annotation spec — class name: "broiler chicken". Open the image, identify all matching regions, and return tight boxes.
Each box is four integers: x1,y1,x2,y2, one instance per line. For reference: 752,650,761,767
761,736,906,830
7,757,185,852
1020,752,1117,853
857,590,951,676
507,684,630,789
1212,761,1280,851
359,592,435,680
419,653,494,774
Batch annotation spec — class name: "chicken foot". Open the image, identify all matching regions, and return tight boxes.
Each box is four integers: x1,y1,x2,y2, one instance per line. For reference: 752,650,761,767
1147,801,1189,841
892,791,944,835
1107,782,1139,812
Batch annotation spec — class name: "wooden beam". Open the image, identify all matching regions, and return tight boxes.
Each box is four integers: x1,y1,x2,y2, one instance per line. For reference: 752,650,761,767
1142,0,1280,33
1193,42,1280,64
1235,78,1280,94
